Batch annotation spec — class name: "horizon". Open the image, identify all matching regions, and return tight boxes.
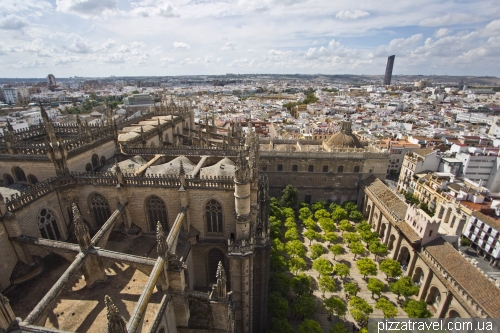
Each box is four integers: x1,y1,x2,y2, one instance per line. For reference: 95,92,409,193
1,0,499,77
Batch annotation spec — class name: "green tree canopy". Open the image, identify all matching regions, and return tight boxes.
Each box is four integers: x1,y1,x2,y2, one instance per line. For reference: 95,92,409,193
298,319,322,333
292,273,312,296
329,202,340,212
312,257,333,278
271,252,287,272
285,240,306,258
356,258,378,280
269,317,294,333
343,232,361,245
285,228,299,241
311,201,327,212
314,209,331,220
330,323,348,333
304,229,321,245
343,282,359,297
269,272,291,297
332,207,348,222
323,296,347,319
284,217,297,229
375,297,398,318
318,217,336,232
367,278,385,299
338,220,353,234
349,210,364,221
268,291,289,318
360,230,379,244
280,185,298,208
329,244,343,260
289,257,307,275
350,241,366,260
389,277,419,300
369,242,388,261
356,221,372,232
310,243,325,260
299,207,313,221
402,299,432,318
379,259,402,280
343,201,358,214
318,276,336,297
293,294,316,318
272,238,285,252
349,296,373,326
323,231,338,245
282,207,295,219
303,217,317,230
334,263,350,281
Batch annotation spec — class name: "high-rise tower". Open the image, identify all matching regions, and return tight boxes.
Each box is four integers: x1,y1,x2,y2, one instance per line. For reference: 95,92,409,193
383,55,395,86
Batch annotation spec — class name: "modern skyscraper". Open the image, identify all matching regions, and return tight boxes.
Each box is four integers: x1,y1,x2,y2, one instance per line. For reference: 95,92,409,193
383,55,395,86
47,74,56,86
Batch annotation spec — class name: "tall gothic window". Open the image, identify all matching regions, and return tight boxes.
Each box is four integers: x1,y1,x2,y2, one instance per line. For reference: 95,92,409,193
38,208,61,240
206,199,223,234
90,193,111,228
146,195,168,232
13,167,27,182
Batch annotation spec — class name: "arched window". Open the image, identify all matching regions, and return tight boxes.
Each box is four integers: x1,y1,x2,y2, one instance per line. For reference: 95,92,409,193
13,166,27,182
208,248,225,284
3,173,14,185
354,166,360,173
100,156,106,166
206,199,223,234
337,165,344,173
38,208,61,240
91,154,99,168
277,164,283,171
28,174,38,185
146,195,168,232
85,163,93,172
90,193,111,227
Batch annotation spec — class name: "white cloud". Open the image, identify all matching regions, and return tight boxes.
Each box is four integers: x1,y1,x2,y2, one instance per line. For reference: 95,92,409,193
173,42,190,50
22,39,58,57
101,39,116,50
53,56,81,65
127,1,179,18
0,15,30,30
420,13,482,27
102,53,125,63
335,10,370,20
160,57,174,62
483,19,500,36
118,45,130,53
221,42,236,51
268,49,291,55
68,36,94,53
375,34,423,57
0,0,52,16
56,0,117,18
434,28,450,38
13,59,46,68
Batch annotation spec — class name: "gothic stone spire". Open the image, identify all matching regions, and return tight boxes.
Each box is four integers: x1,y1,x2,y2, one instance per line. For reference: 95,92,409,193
156,222,167,257
73,203,91,251
105,295,128,333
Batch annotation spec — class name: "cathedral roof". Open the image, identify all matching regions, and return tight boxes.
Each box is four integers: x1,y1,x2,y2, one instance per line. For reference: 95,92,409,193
200,158,235,178
324,121,363,149
146,155,196,176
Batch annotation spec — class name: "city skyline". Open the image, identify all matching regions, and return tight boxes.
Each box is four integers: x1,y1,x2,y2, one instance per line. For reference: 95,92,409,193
0,0,499,78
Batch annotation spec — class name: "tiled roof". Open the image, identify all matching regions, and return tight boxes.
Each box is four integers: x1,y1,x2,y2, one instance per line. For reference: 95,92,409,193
472,211,500,232
414,148,435,157
396,221,421,243
425,238,500,317
362,176,408,221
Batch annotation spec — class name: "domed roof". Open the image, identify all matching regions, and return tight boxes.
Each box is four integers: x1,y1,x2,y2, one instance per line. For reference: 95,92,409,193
324,121,363,149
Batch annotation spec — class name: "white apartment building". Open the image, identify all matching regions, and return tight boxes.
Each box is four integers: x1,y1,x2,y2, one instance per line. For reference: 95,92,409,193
455,150,500,192
464,211,500,267
456,112,494,125
397,148,441,193
2,87,18,104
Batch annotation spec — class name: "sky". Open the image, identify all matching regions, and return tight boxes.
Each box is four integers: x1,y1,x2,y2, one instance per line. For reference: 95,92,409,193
0,0,499,78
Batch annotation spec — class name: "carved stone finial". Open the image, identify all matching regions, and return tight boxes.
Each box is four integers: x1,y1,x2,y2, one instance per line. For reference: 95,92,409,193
156,222,167,257
235,150,250,183
215,261,227,299
73,203,91,250
179,160,185,176
105,295,128,333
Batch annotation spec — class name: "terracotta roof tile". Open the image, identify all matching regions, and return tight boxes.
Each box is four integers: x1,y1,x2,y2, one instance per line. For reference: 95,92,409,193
425,238,500,317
